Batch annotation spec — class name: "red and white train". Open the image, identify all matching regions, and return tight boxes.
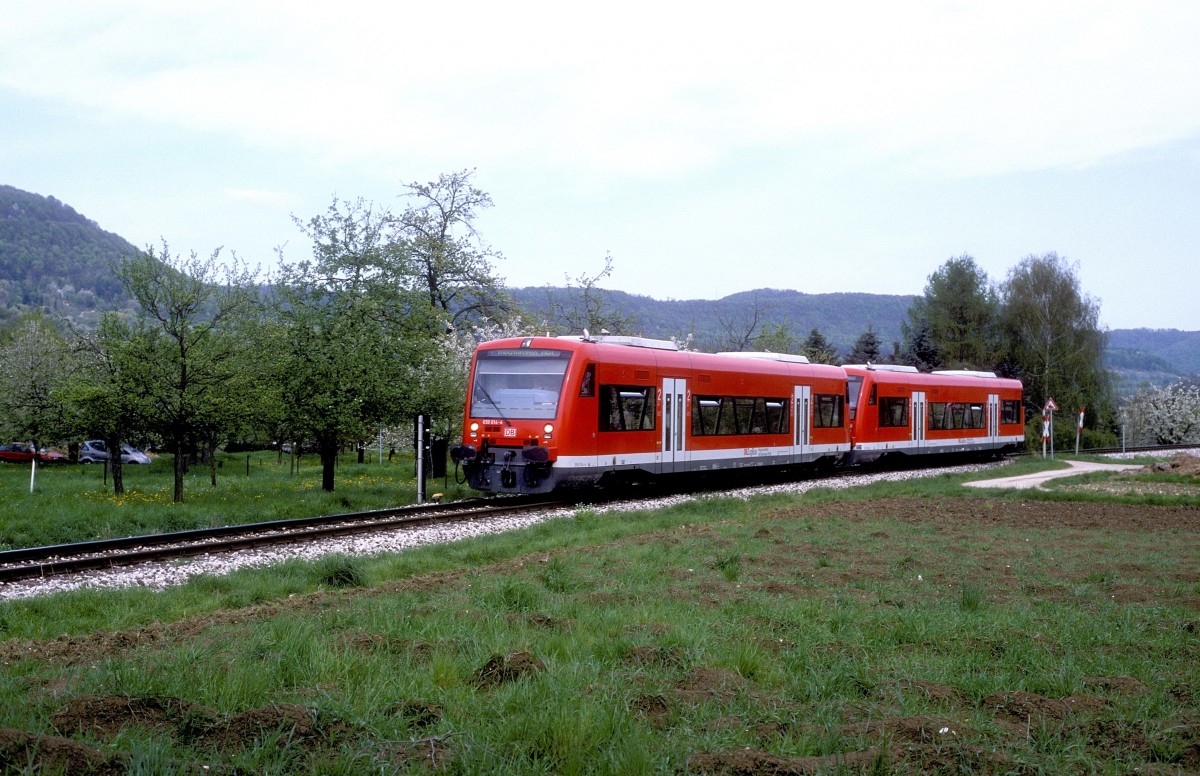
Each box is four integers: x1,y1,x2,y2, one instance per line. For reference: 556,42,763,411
450,334,1024,495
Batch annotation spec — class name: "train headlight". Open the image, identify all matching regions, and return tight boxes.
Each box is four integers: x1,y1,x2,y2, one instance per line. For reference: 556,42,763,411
469,422,479,438
543,423,554,438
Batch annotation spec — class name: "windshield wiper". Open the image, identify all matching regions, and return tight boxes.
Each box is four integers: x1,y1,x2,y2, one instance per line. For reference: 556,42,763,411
474,384,512,426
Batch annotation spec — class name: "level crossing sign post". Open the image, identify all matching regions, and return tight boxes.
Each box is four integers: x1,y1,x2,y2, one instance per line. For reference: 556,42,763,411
1042,398,1058,458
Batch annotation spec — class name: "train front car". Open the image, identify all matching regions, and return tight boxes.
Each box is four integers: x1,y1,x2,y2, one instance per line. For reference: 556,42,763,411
844,365,1024,463
453,335,857,495
450,337,577,494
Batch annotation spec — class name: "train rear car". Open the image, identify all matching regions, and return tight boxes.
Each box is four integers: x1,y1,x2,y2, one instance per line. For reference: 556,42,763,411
845,365,1024,463
451,335,852,495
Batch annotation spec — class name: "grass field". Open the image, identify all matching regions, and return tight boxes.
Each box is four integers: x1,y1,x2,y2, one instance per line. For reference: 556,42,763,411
0,455,1197,773
0,449,472,552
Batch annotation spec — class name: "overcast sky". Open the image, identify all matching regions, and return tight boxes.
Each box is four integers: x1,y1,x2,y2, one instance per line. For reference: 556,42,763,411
3,2,1198,330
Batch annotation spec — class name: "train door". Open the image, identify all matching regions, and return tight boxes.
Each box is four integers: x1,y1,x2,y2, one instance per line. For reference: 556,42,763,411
987,393,1000,444
793,385,810,462
661,378,688,473
911,391,927,451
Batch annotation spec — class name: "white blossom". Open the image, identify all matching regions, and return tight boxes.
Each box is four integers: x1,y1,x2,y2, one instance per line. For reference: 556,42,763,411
1120,382,1200,445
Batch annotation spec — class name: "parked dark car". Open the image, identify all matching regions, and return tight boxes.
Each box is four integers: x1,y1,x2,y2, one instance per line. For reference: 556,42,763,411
0,443,67,464
78,440,152,465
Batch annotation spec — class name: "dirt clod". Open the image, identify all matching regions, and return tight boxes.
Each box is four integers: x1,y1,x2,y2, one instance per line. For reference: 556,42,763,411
387,700,443,729
1147,454,1200,476
688,746,885,775
0,727,127,775
631,694,671,729
51,694,219,740
676,667,749,705
985,690,1108,727
203,703,324,750
1083,675,1149,696
843,715,970,744
471,651,545,688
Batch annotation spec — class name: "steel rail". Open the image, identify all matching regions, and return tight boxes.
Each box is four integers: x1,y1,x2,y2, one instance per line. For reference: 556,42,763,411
1012,442,1200,458
1078,442,1200,455
4,443,1192,586
0,495,565,583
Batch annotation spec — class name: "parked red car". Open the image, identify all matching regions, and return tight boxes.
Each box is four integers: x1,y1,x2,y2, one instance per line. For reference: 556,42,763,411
0,443,67,464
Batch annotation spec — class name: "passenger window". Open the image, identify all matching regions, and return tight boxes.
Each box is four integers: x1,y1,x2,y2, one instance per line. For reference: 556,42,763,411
599,385,656,431
812,394,844,428
691,395,789,435
878,397,909,428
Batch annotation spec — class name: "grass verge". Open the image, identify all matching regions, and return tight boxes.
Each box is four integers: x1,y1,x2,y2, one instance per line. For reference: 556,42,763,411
0,450,472,551
0,461,1197,774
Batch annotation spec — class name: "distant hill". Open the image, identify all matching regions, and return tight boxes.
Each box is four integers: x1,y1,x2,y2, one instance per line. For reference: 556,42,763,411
509,286,915,356
511,287,1200,388
1105,329,1200,393
0,184,137,327
1108,329,1200,374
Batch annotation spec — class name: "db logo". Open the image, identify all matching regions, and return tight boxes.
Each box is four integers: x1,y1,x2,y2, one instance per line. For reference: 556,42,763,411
504,428,518,437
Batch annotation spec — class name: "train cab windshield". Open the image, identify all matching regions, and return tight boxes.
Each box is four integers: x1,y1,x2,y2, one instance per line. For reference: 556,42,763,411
470,348,572,420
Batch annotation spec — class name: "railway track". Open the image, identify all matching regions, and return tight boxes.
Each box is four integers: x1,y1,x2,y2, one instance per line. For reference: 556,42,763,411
0,464,922,589
1012,442,1200,458
1080,443,1200,456
0,494,567,584
3,445,1191,591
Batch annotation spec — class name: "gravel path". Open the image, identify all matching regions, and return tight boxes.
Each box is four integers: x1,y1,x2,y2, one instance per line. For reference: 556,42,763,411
963,459,1143,490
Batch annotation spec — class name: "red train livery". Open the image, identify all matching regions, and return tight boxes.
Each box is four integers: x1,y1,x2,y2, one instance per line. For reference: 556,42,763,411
843,365,1024,464
450,335,1023,495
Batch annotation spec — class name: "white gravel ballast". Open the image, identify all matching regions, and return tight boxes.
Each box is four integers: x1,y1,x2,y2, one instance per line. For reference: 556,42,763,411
1,460,1011,601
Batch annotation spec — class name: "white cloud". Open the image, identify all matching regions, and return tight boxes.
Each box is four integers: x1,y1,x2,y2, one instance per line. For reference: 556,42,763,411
5,1,1198,182
3,1,1199,329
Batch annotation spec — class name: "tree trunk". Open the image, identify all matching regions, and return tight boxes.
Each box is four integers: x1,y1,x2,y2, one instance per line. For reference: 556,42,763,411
319,438,338,492
105,434,125,496
173,436,186,503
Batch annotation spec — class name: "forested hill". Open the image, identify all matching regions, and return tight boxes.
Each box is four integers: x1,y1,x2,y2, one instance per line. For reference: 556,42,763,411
511,287,1200,388
1106,329,1200,392
0,185,137,326
2,183,1198,387
509,286,916,356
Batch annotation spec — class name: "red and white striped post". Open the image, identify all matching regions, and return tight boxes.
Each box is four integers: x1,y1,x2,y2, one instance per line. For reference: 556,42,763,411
1042,398,1058,458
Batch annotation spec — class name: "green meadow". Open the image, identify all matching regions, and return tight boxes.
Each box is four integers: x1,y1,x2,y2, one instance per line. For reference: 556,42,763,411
0,450,472,552
0,456,1197,774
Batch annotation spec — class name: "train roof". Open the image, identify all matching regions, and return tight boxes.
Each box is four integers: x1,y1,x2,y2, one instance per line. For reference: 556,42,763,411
717,351,810,364
843,363,1021,389
557,334,680,350
476,336,842,374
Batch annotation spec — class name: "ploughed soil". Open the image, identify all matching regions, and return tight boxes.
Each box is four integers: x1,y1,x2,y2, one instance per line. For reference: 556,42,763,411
2,460,1199,774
